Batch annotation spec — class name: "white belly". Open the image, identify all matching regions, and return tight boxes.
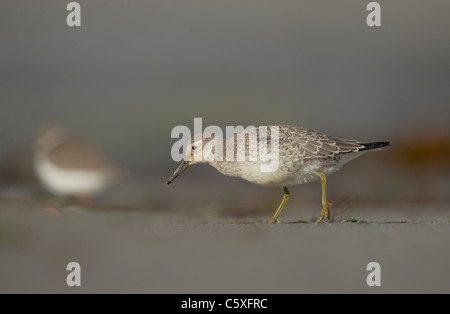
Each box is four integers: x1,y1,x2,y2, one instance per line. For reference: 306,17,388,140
237,153,364,187
34,159,108,196
239,161,324,187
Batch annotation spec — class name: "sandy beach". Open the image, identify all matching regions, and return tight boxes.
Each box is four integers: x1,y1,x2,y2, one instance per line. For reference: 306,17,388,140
1,157,449,294
1,204,449,294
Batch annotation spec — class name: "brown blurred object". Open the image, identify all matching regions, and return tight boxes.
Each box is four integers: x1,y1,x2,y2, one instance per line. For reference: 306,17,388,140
394,130,450,169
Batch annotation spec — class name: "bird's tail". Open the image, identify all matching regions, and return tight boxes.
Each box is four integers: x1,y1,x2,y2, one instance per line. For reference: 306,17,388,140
360,141,391,151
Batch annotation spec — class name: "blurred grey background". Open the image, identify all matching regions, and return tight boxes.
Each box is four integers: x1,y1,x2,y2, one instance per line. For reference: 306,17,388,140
1,1,450,294
1,0,449,175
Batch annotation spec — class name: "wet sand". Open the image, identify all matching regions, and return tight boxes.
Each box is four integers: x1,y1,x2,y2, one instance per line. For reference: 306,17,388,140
1,157,449,293
1,202,449,294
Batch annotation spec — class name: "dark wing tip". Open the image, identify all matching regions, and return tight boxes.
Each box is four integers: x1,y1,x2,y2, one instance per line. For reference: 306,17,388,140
360,141,391,151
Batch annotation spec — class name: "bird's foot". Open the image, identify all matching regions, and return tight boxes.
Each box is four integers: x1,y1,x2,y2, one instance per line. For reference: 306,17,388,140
269,218,281,224
316,215,326,223
317,202,332,223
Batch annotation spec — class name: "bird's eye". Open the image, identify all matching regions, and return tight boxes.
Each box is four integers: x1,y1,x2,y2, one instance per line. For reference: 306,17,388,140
192,145,197,151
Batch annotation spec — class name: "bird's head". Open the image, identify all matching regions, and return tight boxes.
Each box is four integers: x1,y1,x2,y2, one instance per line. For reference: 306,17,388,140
167,133,221,185
33,125,68,157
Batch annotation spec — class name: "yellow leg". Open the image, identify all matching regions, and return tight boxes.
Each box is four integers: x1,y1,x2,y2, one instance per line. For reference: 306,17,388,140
269,186,290,223
316,172,332,223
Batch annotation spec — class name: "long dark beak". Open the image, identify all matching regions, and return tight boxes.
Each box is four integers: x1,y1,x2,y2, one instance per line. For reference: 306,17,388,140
167,161,191,185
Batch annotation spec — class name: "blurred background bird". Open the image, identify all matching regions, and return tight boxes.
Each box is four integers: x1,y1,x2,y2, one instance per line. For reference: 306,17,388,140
32,125,123,203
